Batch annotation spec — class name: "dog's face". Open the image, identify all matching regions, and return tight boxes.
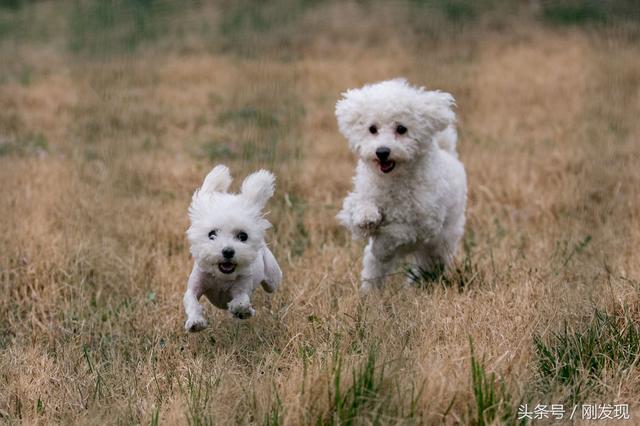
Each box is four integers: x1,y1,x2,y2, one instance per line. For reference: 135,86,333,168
335,78,455,175
187,166,275,280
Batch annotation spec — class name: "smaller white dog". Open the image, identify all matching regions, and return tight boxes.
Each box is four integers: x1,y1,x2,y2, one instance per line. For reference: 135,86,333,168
336,79,467,291
183,165,282,332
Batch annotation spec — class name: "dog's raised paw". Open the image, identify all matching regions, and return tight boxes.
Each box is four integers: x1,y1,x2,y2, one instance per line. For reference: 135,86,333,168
229,305,256,320
185,317,208,332
353,207,382,233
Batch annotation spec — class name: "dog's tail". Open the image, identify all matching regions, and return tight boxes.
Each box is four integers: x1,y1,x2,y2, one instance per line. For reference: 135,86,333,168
435,125,458,157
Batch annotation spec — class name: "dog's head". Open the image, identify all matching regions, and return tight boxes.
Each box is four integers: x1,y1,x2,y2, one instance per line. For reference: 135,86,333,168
335,78,455,174
187,165,275,280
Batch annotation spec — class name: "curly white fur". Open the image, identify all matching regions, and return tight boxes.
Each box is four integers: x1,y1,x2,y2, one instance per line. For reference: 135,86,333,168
183,165,282,332
336,79,467,291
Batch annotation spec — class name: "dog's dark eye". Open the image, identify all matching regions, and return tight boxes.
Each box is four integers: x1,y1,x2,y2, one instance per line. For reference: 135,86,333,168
368,125,378,135
208,230,217,240
236,231,248,242
396,125,407,135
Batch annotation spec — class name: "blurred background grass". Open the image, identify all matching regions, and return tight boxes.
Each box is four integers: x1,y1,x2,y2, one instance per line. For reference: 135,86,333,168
1,1,639,56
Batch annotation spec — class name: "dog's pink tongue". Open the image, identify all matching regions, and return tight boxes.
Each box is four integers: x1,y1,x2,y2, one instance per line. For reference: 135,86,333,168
219,262,235,273
380,160,395,173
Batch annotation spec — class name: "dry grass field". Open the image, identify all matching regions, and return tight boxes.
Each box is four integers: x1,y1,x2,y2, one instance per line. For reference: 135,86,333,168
1,1,640,424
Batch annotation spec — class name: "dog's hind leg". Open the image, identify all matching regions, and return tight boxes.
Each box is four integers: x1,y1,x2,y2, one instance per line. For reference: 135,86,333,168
411,249,447,283
411,238,457,283
414,214,464,281
361,240,398,292
260,246,282,293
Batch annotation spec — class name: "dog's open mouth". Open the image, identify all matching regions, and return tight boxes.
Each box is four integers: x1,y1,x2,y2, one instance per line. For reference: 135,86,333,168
376,159,396,174
218,262,236,274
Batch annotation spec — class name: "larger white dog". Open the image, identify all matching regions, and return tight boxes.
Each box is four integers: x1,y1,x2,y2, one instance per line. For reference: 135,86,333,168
183,165,282,332
336,79,467,291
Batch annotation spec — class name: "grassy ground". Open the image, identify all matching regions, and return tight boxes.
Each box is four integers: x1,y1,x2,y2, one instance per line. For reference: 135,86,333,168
1,1,639,424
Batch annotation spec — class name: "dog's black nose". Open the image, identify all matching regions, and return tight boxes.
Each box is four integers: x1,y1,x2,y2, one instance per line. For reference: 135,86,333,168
222,247,235,259
375,147,391,161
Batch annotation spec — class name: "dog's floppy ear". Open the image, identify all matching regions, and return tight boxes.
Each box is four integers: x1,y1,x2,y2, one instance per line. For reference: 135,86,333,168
201,165,232,194
241,170,275,209
420,91,456,133
335,88,364,137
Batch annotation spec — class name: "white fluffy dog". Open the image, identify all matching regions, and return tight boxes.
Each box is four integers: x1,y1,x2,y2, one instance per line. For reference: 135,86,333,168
183,165,282,332
336,79,467,291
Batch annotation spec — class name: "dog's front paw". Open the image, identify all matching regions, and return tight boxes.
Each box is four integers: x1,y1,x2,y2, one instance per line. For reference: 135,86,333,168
228,301,256,320
231,306,255,320
185,316,208,332
232,307,255,320
353,207,382,235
